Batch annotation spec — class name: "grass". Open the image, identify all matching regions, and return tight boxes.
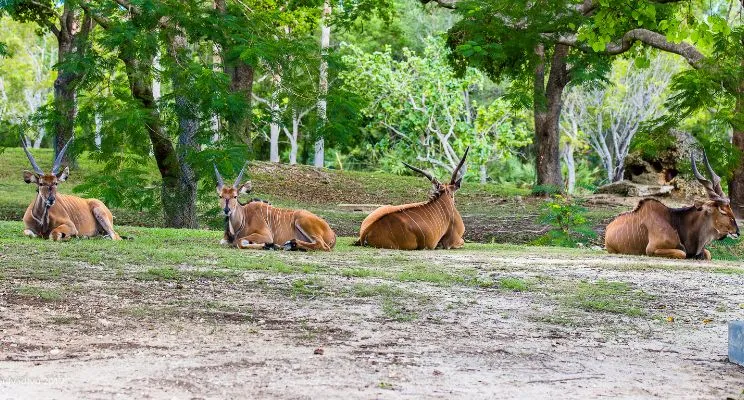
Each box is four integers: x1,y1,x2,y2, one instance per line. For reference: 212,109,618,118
0,147,628,245
498,277,530,292
564,280,653,317
16,285,64,302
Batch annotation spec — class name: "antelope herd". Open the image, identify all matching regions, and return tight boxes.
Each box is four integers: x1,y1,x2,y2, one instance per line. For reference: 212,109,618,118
18,136,741,260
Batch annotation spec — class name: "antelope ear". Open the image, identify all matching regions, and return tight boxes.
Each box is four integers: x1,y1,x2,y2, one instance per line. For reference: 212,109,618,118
56,166,69,182
23,170,39,184
239,181,252,194
453,177,463,190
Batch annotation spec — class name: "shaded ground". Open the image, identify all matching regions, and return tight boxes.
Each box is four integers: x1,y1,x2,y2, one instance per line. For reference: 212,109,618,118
1,222,743,399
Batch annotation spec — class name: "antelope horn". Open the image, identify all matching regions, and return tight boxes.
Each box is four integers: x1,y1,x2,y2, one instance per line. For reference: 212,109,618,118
450,146,470,184
20,134,44,175
691,152,723,201
233,161,249,188
213,163,224,188
702,151,725,198
402,162,440,184
51,136,73,174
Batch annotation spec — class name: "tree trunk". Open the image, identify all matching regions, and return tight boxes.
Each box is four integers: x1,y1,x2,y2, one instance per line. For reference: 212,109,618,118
562,143,576,194
121,54,185,228
533,44,569,194
269,75,281,163
314,0,331,168
216,0,254,147
729,90,744,219
53,33,76,167
166,31,200,229
479,164,488,184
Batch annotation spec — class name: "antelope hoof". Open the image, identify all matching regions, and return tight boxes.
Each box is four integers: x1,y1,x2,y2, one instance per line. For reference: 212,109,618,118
283,240,298,251
263,243,280,251
23,229,37,238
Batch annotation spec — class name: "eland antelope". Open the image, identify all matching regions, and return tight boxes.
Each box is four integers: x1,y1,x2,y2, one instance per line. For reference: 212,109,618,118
605,152,739,259
20,136,121,241
215,163,336,251
355,148,469,250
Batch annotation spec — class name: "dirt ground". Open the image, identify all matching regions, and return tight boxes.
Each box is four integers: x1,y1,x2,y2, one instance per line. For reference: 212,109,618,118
2,247,744,400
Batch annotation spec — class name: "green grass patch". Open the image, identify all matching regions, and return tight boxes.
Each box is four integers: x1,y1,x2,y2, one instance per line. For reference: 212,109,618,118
565,280,652,317
290,278,324,298
712,267,744,275
138,267,182,281
498,277,530,292
16,285,64,302
341,268,375,278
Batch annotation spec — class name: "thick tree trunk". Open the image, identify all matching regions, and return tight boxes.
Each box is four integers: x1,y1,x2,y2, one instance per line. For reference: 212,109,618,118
480,164,488,184
314,0,331,168
533,44,568,194
216,0,254,147
166,32,200,229
52,27,77,166
122,55,185,228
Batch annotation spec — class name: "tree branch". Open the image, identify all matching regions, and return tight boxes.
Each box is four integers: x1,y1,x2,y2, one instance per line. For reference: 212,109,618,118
555,29,704,68
419,0,457,9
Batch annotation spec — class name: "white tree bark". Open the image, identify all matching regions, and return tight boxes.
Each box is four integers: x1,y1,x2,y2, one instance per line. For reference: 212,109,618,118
94,113,102,149
314,0,331,168
561,54,679,184
153,51,162,101
284,106,313,165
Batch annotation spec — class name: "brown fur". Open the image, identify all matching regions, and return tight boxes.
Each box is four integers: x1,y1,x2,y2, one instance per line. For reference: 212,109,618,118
219,184,335,251
22,170,121,241
356,185,465,250
605,198,738,260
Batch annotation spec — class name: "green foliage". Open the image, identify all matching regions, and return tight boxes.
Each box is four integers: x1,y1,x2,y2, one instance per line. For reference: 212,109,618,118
340,38,531,178
534,195,596,247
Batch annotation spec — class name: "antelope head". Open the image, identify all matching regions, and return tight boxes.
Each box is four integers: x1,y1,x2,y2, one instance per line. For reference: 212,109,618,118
691,151,739,240
215,162,252,216
403,147,469,198
21,135,72,208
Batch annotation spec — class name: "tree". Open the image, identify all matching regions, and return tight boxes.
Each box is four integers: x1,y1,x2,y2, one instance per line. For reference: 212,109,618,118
2,1,94,165
341,39,531,178
562,52,680,184
0,18,56,147
314,0,332,168
423,0,693,195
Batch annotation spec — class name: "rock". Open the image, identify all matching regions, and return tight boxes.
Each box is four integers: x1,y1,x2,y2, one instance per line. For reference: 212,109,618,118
313,348,324,355
596,180,674,197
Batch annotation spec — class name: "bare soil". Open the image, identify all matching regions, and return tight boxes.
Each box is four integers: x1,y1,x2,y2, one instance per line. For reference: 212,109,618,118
2,249,744,399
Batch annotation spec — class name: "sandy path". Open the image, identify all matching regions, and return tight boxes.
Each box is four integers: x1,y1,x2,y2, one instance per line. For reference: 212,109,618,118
1,250,744,399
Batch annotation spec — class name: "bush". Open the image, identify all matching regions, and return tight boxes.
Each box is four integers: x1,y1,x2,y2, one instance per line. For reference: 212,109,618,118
533,195,596,247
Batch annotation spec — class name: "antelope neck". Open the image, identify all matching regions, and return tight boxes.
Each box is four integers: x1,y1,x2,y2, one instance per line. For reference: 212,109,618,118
227,204,245,236
672,207,717,256
30,192,52,235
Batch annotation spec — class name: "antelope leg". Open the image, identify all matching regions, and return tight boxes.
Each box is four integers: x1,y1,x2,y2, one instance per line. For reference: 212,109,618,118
92,207,121,240
50,224,77,241
236,232,276,250
288,222,332,251
650,248,687,259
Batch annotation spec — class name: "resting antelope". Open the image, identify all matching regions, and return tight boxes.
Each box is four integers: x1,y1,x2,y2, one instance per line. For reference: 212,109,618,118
355,148,469,250
605,152,739,260
215,163,336,251
20,136,121,241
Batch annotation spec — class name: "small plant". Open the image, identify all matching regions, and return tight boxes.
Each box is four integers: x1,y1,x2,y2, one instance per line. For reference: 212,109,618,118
533,195,596,247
